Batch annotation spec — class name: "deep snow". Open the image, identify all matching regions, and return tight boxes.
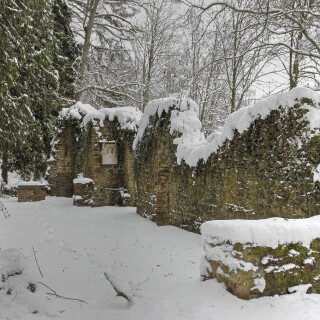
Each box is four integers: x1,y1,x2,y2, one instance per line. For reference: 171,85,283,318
1,197,320,320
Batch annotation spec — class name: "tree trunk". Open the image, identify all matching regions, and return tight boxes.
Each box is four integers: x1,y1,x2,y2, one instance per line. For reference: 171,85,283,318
1,151,8,184
75,0,100,101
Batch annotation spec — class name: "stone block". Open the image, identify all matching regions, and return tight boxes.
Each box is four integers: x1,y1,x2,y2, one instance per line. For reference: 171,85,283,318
73,179,94,207
201,235,320,299
18,184,46,202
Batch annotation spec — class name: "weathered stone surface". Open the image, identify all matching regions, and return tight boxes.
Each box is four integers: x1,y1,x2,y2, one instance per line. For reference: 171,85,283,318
73,181,94,206
48,118,137,207
201,239,320,299
47,126,73,198
80,119,136,207
18,185,46,202
134,102,320,231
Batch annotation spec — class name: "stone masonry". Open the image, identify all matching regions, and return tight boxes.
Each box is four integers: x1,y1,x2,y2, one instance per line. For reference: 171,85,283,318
73,179,94,206
201,236,320,299
48,117,137,207
18,185,46,202
134,99,320,232
47,126,73,198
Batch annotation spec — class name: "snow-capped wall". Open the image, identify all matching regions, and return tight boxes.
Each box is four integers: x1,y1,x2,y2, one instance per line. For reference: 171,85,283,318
60,101,142,131
201,217,320,299
134,88,320,230
133,93,204,153
49,101,138,205
135,88,320,167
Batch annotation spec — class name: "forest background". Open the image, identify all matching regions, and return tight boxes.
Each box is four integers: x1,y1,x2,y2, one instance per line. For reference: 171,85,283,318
1,0,320,181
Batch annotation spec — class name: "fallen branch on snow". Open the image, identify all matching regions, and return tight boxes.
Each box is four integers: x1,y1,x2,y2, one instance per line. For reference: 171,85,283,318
32,247,43,278
104,271,133,303
38,282,88,304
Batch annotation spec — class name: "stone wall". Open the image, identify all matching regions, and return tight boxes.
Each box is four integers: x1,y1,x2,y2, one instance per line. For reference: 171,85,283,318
48,117,137,207
200,218,320,299
50,91,320,230
134,97,320,231
73,180,94,206
47,126,73,197
83,119,134,206
18,185,46,202
201,237,320,299
135,113,175,225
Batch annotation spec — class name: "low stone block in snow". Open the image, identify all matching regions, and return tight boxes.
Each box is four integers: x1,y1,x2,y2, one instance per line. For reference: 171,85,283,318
73,178,94,207
200,217,320,299
18,182,46,202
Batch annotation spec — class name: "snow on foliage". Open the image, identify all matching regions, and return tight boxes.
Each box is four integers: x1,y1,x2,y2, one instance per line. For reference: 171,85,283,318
60,101,142,131
2,171,23,190
134,87,320,167
201,216,320,249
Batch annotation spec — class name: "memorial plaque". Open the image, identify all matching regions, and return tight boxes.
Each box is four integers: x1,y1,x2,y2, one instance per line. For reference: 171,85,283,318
101,142,118,165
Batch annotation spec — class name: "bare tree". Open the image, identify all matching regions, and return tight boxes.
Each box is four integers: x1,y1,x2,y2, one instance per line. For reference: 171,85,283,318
131,0,185,110
68,0,139,106
215,1,272,113
191,0,320,89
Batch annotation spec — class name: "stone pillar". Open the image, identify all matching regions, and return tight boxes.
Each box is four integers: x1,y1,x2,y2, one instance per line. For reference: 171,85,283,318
47,126,73,197
73,178,94,206
154,169,170,226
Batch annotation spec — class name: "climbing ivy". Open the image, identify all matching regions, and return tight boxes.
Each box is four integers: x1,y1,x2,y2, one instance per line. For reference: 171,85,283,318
133,111,171,178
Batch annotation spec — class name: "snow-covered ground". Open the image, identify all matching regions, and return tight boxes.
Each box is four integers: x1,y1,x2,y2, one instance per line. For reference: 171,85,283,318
1,197,320,320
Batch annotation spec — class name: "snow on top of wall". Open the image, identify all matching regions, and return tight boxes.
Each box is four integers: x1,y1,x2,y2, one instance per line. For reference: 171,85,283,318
17,181,47,187
133,92,205,152
201,215,320,249
134,87,320,167
59,101,142,131
73,177,94,184
180,87,320,166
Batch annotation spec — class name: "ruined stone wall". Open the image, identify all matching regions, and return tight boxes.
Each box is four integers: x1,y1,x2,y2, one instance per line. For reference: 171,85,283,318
123,142,137,206
135,113,176,225
47,126,73,197
82,120,124,206
200,217,320,299
48,116,137,206
135,101,320,231
201,233,320,300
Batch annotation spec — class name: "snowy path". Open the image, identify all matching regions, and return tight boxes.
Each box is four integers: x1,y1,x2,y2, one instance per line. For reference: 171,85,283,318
1,197,320,320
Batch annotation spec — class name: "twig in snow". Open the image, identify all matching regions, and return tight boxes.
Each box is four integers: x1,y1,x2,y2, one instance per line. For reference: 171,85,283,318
133,277,149,291
303,297,318,304
11,291,18,302
32,247,43,278
104,272,133,303
38,282,88,304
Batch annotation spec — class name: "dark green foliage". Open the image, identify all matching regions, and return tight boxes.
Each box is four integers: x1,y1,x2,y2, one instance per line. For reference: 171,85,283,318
0,0,78,180
52,0,79,101
133,110,171,177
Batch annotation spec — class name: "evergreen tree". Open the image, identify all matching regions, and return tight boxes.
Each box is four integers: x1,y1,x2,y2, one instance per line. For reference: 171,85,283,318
9,0,59,179
52,0,79,101
0,0,78,181
0,1,32,182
